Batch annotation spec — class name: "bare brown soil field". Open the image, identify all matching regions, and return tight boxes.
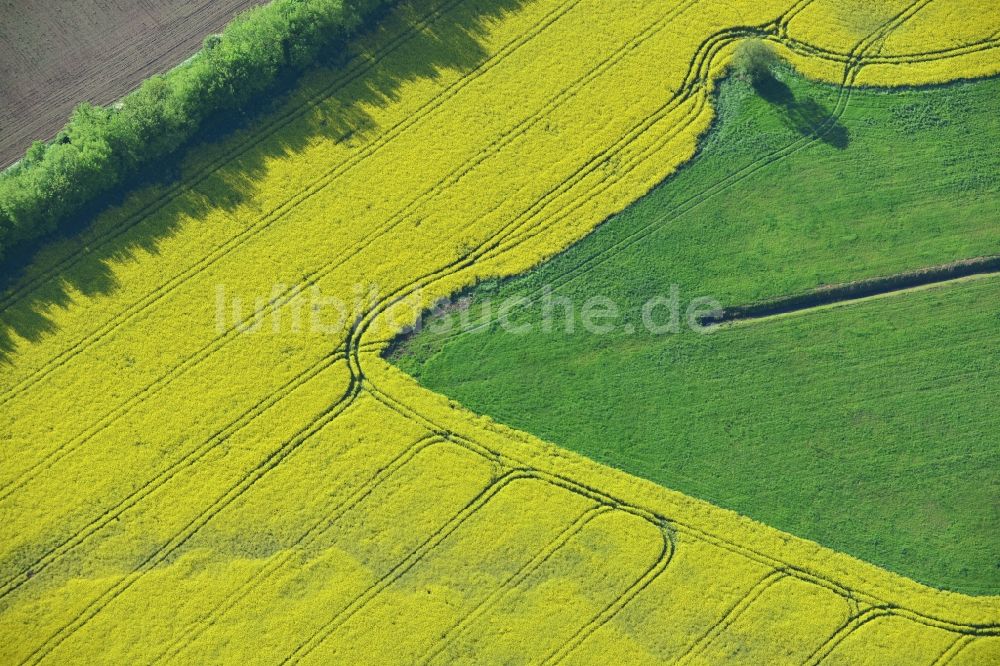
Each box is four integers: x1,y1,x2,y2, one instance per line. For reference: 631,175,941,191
0,0,268,168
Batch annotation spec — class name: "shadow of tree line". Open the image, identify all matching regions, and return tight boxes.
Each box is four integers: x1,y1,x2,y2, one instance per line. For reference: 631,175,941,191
0,0,533,363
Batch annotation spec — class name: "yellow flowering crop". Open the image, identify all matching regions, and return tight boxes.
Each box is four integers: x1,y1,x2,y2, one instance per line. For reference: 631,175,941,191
1,0,998,662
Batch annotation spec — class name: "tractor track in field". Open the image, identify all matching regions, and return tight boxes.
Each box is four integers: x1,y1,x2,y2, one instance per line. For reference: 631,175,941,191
416,503,613,664
347,4,1000,659
0,0,597,505
804,603,1000,664
0,0,588,410
0,0,469,314
671,569,792,665
0,0,709,605
360,385,677,665
0,350,348,601
153,431,457,663
12,0,1000,662
0,0,708,615
0,0,707,514
803,606,899,665
669,516,1000,634
930,635,977,666
276,466,671,665
781,31,1000,65
538,526,674,665
412,2,1000,350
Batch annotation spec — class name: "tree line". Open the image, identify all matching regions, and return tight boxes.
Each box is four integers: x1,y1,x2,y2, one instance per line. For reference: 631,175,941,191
0,0,394,261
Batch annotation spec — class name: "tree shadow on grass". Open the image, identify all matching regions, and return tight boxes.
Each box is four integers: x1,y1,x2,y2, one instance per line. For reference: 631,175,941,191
753,72,850,150
0,0,533,363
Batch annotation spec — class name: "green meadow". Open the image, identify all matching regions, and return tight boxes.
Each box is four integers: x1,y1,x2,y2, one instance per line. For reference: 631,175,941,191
394,70,1000,594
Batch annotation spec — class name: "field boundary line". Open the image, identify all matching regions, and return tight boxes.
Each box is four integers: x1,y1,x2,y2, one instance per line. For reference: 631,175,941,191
0,0,593,507
0,0,694,597
0,0,586,409
0,0,469,314
363,0,1000,652
422,0,988,347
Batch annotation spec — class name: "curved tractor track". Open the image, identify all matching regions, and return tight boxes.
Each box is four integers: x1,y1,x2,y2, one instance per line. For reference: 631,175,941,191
3,0,1000,663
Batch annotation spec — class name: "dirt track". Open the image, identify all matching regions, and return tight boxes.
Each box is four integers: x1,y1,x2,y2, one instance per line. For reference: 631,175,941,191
700,255,1000,326
0,0,268,169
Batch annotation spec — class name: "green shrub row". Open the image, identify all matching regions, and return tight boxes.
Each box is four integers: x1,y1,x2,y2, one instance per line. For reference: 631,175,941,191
0,0,394,261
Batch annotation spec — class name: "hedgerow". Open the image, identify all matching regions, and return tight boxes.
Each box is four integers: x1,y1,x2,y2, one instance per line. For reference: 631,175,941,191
0,0,395,260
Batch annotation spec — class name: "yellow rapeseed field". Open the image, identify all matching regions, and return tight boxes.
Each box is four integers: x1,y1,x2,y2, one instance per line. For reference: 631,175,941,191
1,0,998,662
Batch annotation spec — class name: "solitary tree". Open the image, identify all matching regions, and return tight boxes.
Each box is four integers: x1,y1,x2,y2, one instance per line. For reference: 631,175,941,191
732,39,780,84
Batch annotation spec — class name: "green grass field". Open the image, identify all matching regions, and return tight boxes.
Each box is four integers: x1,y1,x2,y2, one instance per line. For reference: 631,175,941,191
394,69,1000,595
